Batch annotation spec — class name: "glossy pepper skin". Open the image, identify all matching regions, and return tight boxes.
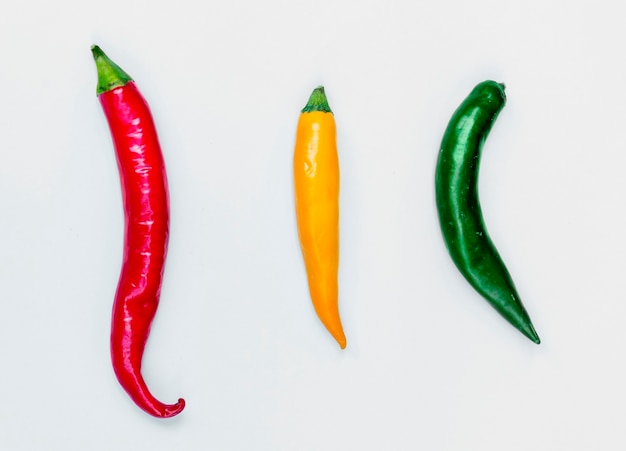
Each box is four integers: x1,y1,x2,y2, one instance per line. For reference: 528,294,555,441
92,45,185,417
294,86,346,349
435,80,540,344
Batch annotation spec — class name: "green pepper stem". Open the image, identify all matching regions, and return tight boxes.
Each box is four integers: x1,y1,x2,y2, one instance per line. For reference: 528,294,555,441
91,45,133,95
302,86,332,113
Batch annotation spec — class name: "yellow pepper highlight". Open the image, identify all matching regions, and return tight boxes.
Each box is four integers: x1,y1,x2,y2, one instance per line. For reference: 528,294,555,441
293,86,346,349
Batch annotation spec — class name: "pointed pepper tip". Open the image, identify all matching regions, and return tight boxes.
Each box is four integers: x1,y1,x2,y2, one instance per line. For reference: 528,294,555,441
522,323,541,345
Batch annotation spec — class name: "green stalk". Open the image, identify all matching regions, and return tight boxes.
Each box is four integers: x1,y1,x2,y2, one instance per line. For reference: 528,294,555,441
302,86,332,114
91,45,133,95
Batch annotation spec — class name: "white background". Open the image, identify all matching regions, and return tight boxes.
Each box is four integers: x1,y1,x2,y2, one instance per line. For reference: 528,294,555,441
0,0,624,449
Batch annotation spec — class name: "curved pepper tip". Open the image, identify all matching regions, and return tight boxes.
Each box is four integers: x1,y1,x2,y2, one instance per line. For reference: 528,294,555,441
159,398,186,418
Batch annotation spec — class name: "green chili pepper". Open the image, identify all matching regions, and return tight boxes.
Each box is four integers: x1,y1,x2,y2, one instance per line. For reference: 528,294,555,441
435,80,540,344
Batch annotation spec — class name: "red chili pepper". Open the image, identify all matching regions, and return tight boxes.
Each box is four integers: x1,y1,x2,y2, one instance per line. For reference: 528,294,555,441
91,45,185,418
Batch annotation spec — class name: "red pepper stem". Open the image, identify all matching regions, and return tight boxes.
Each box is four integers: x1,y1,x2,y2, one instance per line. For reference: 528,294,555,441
91,45,133,95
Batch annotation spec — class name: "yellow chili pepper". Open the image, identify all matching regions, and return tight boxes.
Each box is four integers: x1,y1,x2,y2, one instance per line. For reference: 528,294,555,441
293,86,346,349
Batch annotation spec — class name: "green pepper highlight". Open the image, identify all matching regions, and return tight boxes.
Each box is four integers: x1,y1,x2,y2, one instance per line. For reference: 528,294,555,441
435,80,540,344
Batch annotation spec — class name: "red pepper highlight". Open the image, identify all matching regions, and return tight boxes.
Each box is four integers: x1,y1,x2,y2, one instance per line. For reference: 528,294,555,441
91,45,184,418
